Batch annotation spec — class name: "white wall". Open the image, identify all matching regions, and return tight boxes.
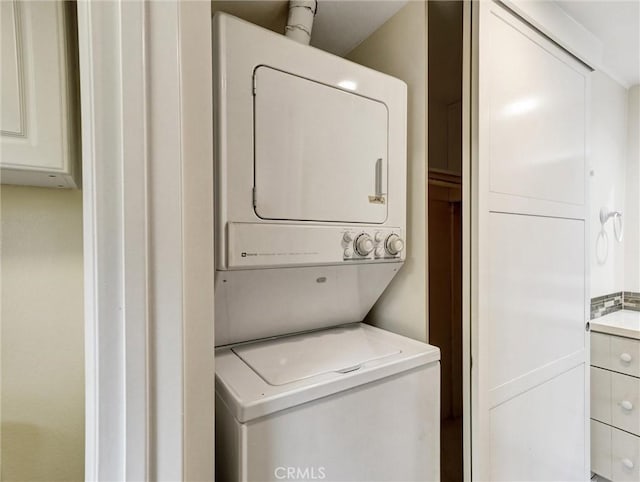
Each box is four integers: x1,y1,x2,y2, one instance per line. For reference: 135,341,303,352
589,71,629,297
346,1,428,342
1,186,84,481
625,85,640,292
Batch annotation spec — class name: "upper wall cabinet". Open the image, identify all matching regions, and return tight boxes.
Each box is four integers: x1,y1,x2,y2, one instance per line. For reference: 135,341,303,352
1,1,79,188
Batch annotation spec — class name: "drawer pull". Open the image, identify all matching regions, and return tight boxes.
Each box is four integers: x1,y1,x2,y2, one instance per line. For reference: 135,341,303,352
621,458,634,470
620,352,632,363
620,400,634,411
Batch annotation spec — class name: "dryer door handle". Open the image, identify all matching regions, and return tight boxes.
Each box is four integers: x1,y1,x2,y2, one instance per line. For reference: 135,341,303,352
375,158,386,196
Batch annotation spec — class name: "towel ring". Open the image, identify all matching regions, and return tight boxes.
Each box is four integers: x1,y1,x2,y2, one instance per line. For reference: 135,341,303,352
613,211,623,242
600,207,623,242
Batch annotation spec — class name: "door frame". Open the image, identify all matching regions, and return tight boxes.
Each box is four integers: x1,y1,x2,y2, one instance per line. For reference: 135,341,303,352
77,1,214,479
461,1,473,479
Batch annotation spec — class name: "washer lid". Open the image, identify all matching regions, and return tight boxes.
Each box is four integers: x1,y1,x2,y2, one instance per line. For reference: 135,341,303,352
232,324,401,385
216,323,441,422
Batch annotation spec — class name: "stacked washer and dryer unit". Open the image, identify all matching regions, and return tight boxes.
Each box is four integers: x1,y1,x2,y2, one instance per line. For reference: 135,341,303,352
213,12,440,482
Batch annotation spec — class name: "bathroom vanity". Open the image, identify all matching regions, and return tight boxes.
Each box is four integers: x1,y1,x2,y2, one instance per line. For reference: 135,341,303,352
591,310,640,481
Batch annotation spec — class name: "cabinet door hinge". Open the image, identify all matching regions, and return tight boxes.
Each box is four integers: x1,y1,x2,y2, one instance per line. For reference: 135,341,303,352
252,187,257,208
252,75,257,96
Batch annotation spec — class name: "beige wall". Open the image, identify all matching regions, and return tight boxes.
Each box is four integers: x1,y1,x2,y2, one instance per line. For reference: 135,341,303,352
1,185,84,481
347,1,429,342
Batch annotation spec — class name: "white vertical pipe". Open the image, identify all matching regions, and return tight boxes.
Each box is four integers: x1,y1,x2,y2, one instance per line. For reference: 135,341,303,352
285,0,317,45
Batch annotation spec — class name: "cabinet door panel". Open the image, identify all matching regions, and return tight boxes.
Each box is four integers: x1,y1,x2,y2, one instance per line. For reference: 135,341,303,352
0,1,78,188
1,1,24,135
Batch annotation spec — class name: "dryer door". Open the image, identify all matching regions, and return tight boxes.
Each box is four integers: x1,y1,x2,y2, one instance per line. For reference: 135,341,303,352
254,66,388,224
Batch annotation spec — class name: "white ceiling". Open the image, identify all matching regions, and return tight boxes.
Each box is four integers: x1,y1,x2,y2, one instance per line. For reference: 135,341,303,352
311,0,408,55
557,0,640,87
211,0,408,56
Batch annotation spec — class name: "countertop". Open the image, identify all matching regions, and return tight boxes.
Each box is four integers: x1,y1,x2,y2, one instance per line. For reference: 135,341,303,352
591,310,640,340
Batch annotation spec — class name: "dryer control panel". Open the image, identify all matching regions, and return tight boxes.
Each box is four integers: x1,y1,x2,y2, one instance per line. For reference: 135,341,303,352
227,223,405,269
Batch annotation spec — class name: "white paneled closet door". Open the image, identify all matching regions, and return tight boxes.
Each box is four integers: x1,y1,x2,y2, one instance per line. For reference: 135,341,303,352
471,2,590,480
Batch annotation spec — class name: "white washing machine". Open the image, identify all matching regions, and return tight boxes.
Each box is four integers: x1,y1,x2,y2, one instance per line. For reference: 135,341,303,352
216,323,440,481
213,12,440,482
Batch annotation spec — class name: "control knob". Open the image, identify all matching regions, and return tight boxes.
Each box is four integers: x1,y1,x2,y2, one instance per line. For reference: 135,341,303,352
386,234,404,256
354,234,374,256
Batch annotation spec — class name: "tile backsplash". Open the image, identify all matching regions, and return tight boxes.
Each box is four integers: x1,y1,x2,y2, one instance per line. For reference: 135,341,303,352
624,291,640,312
590,291,640,319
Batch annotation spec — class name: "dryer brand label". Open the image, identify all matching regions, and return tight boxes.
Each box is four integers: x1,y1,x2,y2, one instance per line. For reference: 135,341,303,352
239,251,320,258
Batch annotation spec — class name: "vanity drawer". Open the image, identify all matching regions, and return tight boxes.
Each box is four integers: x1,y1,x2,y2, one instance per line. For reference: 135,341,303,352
612,371,640,436
591,421,640,482
610,336,640,378
612,427,640,482
591,332,640,377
